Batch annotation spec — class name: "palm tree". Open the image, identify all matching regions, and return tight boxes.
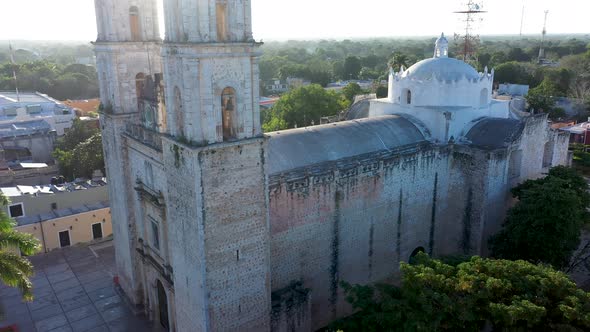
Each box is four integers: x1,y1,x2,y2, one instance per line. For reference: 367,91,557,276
0,194,41,301
388,52,409,71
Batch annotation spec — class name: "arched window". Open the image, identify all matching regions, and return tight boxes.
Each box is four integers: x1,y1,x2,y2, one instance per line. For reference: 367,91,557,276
402,89,412,105
480,88,488,107
509,150,523,179
543,142,554,168
221,87,236,141
174,86,184,137
136,73,146,100
129,6,141,41
156,280,169,330
216,2,228,41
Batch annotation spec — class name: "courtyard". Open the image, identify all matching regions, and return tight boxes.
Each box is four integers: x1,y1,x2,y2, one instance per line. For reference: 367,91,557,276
0,240,162,332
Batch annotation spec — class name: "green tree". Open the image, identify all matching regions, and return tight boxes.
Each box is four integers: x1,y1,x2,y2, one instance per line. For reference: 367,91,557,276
334,253,590,332
343,56,362,80
53,119,104,180
342,82,363,103
264,84,347,130
388,52,409,71
526,78,560,113
490,166,589,269
0,194,41,302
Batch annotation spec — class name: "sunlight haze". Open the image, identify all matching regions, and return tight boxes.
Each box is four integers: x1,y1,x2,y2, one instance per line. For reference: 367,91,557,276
0,0,588,41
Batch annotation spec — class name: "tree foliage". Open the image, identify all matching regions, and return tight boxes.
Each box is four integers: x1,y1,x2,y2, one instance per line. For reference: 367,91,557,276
0,60,98,100
342,82,363,103
526,78,561,113
53,119,104,180
0,194,41,302
490,166,590,269
333,253,590,332
262,84,348,131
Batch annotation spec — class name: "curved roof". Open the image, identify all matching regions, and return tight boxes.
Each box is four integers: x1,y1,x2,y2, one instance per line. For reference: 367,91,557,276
465,118,524,149
403,57,479,81
267,115,426,175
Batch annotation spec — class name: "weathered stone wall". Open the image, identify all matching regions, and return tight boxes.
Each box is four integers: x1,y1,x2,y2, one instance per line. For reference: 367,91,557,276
268,144,488,329
198,138,270,331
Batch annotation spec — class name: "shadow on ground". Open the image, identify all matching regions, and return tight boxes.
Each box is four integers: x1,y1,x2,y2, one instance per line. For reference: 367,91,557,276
0,241,164,332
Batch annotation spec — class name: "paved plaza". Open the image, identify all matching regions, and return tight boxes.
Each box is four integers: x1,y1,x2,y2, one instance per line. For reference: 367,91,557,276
0,241,163,332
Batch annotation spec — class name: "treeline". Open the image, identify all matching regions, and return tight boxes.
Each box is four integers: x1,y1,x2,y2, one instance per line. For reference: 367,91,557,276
0,61,99,100
258,36,590,89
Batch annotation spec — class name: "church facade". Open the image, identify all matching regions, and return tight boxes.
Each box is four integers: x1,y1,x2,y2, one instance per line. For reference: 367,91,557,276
93,1,570,331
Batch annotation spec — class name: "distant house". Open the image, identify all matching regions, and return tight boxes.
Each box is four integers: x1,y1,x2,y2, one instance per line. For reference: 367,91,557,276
7,178,112,252
0,119,56,164
62,98,101,117
498,83,530,97
561,121,590,145
264,77,311,94
0,91,76,136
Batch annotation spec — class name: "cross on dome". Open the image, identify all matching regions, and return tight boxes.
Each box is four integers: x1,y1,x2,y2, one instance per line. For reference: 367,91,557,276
434,33,449,58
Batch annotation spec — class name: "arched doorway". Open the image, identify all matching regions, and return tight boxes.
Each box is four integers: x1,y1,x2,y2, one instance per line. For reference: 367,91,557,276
156,280,169,330
409,247,425,264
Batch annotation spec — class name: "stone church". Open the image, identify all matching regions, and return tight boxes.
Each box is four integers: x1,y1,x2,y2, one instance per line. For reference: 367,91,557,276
93,1,570,331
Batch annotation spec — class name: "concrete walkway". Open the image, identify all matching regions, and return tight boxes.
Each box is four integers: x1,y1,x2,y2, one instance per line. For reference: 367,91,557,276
0,241,163,332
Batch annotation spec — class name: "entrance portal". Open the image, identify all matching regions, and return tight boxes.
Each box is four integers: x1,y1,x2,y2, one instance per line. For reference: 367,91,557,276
157,280,169,330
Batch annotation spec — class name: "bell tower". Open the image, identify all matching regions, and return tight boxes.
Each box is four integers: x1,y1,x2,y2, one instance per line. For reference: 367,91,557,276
160,0,270,331
162,0,261,144
94,0,162,305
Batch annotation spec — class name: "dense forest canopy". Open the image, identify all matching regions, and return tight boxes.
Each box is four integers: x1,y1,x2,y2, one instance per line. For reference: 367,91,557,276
0,35,588,109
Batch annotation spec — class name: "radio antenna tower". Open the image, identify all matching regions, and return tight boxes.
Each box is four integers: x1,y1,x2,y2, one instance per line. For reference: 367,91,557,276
538,10,549,61
453,1,486,64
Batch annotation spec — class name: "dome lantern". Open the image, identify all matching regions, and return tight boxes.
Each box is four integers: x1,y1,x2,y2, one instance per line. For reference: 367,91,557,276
434,33,449,58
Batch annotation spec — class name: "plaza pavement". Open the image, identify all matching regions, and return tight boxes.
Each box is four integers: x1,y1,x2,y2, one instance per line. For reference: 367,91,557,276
0,240,164,332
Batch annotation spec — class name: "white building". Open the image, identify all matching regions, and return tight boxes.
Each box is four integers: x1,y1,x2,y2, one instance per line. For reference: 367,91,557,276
0,92,76,136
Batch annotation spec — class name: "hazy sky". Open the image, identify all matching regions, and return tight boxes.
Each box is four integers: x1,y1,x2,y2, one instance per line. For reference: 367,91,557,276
0,0,588,41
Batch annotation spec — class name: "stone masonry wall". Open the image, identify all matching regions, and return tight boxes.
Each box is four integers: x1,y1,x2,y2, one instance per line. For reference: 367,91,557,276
268,144,489,329
198,138,271,331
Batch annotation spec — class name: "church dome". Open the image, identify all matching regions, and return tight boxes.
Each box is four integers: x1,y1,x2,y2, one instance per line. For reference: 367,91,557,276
403,57,480,81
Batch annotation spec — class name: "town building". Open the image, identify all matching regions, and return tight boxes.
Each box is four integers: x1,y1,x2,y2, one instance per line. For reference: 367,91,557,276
0,92,76,136
93,3,570,332
6,178,111,252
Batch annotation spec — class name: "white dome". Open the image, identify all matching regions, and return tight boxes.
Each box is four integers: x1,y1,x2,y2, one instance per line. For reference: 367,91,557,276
403,57,479,81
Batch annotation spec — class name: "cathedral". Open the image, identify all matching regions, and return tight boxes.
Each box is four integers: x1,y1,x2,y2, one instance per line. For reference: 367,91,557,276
93,1,570,331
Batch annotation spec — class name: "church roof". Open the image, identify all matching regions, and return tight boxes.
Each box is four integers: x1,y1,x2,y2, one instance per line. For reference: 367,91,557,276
465,118,524,149
403,57,479,81
267,115,426,175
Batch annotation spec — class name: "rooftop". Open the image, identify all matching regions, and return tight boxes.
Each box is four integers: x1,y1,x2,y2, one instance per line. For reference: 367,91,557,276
0,119,53,139
17,200,110,226
267,115,426,175
0,91,61,105
0,178,108,197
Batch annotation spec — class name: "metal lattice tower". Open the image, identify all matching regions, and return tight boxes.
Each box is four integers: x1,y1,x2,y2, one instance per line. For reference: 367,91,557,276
538,10,549,61
453,0,486,63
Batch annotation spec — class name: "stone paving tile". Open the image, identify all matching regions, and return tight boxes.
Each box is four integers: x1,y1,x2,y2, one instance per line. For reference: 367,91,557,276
35,314,68,332
70,314,105,332
65,304,98,323
84,325,109,332
52,277,81,293
1,241,158,332
47,325,73,332
30,303,64,322
28,294,59,312
86,287,117,303
98,305,128,323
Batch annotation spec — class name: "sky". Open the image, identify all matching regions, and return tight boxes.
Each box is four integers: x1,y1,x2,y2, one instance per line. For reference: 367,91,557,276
0,0,588,41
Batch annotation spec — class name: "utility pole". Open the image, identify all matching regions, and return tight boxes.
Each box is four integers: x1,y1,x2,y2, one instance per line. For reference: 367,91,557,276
519,4,525,37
